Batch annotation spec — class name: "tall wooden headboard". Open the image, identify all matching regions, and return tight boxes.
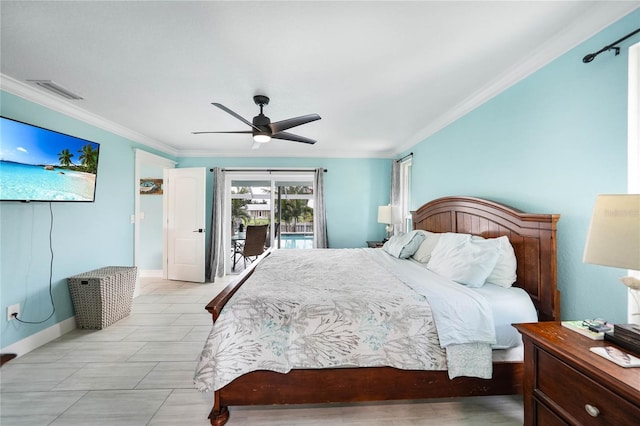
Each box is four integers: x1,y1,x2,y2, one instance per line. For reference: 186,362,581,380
412,196,560,321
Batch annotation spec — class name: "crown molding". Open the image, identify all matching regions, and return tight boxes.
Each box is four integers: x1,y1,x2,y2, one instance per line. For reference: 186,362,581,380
1,75,391,159
0,74,179,157
396,2,640,154
177,147,395,159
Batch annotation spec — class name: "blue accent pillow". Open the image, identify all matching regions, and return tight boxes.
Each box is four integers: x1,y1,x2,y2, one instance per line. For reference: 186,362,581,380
382,231,426,259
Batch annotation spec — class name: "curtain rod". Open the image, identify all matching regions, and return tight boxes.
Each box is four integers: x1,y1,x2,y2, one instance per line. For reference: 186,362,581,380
583,27,640,63
209,168,327,173
395,152,413,163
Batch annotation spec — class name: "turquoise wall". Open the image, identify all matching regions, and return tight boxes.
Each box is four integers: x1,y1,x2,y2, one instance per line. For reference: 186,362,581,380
407,9,639,323
0,91,138,348
139,162,165,270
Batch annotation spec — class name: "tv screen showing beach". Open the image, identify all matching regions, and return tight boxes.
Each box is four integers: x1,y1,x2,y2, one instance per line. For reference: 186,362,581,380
0,116,100,202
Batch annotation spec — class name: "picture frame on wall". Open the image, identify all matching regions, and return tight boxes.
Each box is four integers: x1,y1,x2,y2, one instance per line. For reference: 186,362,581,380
140,178,163,195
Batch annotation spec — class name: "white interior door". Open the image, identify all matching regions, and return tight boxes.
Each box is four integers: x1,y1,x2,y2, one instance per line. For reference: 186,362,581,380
165,167,206,282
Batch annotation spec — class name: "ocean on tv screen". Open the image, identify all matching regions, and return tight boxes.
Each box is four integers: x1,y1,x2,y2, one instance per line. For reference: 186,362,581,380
0,161,96,201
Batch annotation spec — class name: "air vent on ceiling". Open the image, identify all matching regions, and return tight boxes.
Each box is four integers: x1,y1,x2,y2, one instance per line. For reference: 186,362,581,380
27,80,84,100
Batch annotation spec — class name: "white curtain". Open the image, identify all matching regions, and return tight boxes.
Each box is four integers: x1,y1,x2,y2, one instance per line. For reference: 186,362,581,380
206,167,226,281
313,168,329,248
390,160,402,236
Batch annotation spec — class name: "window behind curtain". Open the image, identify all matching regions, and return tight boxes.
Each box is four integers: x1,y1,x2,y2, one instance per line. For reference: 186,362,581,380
399,158,412,232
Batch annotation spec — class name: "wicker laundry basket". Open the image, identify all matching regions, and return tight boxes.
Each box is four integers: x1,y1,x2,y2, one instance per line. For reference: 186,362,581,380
67,266,137,329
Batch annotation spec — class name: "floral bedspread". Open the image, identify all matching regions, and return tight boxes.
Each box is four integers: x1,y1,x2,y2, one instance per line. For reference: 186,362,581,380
194,249,492,392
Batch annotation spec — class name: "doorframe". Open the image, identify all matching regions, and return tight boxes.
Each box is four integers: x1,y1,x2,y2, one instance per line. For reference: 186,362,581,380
628,42,639,322
134,149,176,294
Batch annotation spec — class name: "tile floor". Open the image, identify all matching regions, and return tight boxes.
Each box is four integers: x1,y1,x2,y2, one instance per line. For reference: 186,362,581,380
0,276,524,425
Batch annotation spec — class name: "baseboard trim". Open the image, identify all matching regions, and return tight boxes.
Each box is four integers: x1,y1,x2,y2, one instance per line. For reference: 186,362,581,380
0,316,76,358
140,269,162,278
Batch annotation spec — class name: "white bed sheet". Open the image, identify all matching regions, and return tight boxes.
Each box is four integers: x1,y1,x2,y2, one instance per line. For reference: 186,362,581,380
472,283,538,348
371,249,537,349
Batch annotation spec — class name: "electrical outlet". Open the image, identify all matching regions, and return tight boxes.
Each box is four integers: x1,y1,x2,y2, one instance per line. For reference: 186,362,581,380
7,304,20,321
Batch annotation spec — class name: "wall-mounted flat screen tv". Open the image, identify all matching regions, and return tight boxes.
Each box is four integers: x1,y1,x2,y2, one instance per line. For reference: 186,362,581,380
0,116,100,202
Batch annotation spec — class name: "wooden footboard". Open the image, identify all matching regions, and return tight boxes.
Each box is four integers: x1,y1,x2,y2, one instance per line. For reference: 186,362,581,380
205,249,271,321
209,363,523,425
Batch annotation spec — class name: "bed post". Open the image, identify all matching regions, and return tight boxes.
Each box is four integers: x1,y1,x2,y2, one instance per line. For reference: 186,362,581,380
209,390,229,426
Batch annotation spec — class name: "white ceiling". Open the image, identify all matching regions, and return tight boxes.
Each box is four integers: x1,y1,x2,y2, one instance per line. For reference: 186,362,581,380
1,1,638,158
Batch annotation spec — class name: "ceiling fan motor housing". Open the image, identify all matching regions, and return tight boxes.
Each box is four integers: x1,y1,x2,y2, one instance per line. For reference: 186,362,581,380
253,95,269,106
252,95,272,136
252,113,272,136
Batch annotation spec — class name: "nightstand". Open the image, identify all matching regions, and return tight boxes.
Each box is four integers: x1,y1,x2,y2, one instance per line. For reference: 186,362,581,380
514,322,640,425
366,241,384,248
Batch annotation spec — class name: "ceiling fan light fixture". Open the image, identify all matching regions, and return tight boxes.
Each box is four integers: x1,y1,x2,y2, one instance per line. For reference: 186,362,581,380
197,96,321,147
253,134,271,143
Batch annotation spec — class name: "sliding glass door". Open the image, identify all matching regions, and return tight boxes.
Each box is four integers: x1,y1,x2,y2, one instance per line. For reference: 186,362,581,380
273,182,314,249
228,172,315,259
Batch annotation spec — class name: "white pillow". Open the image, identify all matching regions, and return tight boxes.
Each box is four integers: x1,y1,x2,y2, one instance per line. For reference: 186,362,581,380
411,231,441,263
484,236,517,287
382,230,426,259
427,233,501,287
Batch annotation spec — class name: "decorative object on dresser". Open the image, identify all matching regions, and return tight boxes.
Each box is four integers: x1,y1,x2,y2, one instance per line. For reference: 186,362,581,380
583,194,640,318
377,204,400,240
366,240,384,248
589,346,640,367
561,320,612,340
514,322,640,426
604,323,640,354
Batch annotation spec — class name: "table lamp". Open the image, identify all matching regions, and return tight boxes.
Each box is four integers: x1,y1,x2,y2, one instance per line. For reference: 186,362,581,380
378,205,400,241
583,194,640,317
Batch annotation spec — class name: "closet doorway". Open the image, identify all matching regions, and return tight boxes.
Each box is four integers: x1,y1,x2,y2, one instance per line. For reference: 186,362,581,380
133,150,176,294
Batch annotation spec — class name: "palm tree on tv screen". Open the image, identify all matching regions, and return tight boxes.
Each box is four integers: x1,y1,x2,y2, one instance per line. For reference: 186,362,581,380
58,149,74,167
78,144,98,174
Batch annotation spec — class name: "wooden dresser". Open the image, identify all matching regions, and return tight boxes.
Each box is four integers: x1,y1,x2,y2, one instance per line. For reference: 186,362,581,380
514,322,640,426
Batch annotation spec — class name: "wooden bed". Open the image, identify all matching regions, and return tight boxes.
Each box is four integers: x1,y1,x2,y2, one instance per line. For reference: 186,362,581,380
204,196,560,425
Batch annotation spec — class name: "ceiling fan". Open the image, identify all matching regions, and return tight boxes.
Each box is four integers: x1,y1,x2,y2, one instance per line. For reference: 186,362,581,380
193,95,321,148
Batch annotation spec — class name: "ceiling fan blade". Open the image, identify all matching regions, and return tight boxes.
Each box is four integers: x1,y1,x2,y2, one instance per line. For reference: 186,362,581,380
192,130,253,135
269,114,321,134
212,103,261,132
272,131,317,145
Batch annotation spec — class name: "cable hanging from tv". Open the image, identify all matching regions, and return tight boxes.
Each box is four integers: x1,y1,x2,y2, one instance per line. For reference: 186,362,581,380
582,27,640,63
12,202,57,325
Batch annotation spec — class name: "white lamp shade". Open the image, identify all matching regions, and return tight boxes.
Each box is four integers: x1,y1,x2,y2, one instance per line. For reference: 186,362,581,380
377,205,400,225
583,194,640,270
